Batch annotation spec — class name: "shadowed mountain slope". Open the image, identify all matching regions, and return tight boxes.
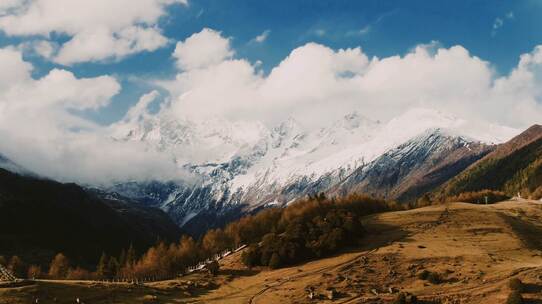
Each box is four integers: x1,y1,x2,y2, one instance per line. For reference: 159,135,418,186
439,124,542,198
0,168,182,267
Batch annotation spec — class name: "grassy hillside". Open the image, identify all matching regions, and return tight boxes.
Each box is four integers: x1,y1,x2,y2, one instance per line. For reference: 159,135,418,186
438,125,542,199
5,201,542,303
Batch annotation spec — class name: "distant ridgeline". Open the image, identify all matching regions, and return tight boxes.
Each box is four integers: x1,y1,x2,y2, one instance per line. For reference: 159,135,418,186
435,125,542,201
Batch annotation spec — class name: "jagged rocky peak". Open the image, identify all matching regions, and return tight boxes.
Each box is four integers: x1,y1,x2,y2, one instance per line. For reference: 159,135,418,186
103,108,521,235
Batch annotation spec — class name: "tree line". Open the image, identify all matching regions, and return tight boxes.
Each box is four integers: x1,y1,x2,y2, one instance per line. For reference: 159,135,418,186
0,193,404,279
2,189,512,280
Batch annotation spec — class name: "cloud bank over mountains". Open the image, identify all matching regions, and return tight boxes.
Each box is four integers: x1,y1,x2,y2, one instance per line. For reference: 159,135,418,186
0,26,541,185
158,29,542,132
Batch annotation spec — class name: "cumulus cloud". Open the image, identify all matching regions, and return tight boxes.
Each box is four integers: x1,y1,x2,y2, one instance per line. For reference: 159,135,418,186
173,28,234,70
0,0,186,64
3,27,542,185
0,47,185,185
155,29,542,132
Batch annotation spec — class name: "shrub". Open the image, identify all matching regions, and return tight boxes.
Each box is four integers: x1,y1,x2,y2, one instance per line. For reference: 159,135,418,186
241,245,260,268
508,278,524,292
393,292,418,304
427,272,441,284
417,270,429,280
447,190,509,204
530,186,542,200
268,253,281,269
506,291,523,304
417,270,441,284
206,261,219,276
393,292,406,304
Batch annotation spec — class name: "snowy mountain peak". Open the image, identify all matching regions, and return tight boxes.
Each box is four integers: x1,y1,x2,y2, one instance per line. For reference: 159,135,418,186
106,108,521,233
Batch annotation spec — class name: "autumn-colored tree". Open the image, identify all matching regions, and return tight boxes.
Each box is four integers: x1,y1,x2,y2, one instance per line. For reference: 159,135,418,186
8,256,26,278
48,253,70,279
172,236,200,272
130,242,165,278
241,245,260,268
118,249,126,268
67,267,91,280
27,265,42,279
202,229,233,255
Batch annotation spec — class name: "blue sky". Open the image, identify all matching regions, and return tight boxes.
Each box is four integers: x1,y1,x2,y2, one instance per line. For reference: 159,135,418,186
1,0,540,125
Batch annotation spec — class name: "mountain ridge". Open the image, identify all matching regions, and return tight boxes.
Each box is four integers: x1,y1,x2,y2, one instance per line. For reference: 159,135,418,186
438,124,542,198
109,110,518,234
0,167,182,267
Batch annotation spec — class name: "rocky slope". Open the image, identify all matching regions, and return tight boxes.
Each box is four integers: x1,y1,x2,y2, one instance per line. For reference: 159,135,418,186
331,129,494,202
109,109,517,235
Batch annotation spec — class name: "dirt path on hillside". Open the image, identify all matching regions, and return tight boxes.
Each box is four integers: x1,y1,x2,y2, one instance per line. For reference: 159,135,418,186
184,201,542,304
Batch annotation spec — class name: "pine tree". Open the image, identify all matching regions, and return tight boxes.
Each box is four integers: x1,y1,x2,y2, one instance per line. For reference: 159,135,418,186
125,244,136,268
96,252,109,279
107,257,120,278
118,249,126,269
268,252,281,269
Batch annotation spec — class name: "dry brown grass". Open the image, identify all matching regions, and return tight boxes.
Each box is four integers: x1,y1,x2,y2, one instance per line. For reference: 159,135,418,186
3,200,542,304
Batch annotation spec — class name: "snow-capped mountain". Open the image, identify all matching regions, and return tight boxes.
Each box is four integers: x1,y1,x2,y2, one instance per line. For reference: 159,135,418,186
330,129,494,201
110,108,519,235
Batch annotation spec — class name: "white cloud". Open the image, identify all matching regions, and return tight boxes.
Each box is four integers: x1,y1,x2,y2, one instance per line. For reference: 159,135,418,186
156,31,542,133
32,40,56,58
0,47,185,184
492,11,514,36
54,25,169,65
0,0,24,14
3,28,542,185
252,30,270,43
0,0,186,64
19,39,58,59
0,47,32,91
172,28,234,70
124,90,161,123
